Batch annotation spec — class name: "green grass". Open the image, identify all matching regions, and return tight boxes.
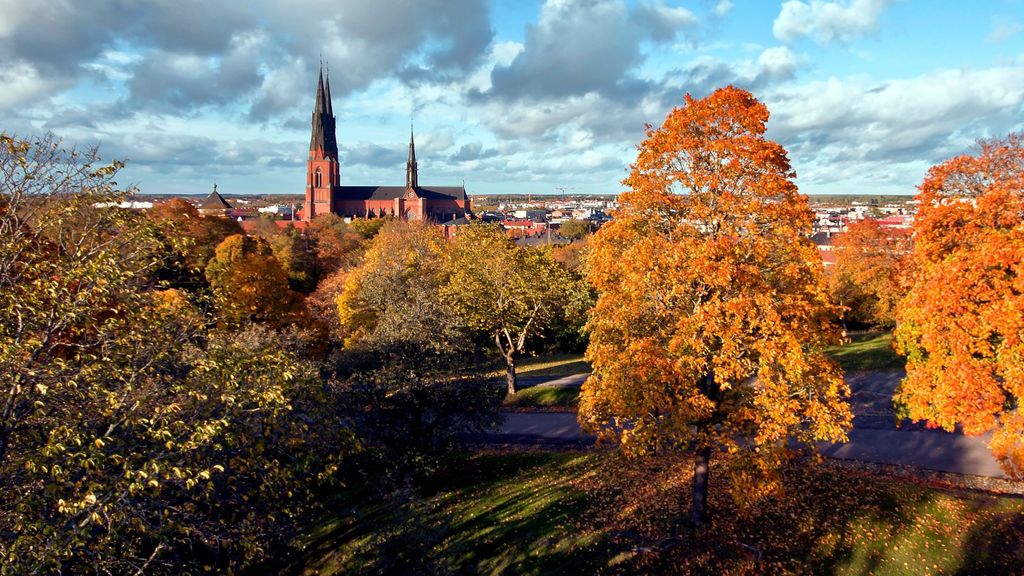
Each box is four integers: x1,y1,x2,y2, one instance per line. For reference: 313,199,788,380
287,451,1024,575
826,331,906,372
516,353,590,378
487,353,590,380
287,452,614,575
504,385,581,409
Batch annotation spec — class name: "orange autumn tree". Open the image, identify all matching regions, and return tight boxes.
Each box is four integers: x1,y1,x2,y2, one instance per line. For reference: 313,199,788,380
579,86,851,526
829,218,912,327
895,133,1024,478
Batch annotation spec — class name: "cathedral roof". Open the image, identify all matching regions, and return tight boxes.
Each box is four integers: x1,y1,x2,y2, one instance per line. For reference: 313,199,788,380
333,186,467,202
198,185,233,210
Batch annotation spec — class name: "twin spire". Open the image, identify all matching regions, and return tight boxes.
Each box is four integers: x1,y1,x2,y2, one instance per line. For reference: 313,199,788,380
310,56,419,190
310,59,338,158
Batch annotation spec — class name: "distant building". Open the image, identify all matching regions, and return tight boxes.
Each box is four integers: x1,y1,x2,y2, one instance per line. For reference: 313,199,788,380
258,204,295,218
197,184,233,217
301,64,471,222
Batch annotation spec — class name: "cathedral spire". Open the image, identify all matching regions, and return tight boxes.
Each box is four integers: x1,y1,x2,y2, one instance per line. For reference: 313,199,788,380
324,60,333,116
406,123,418,189
309,58,338,158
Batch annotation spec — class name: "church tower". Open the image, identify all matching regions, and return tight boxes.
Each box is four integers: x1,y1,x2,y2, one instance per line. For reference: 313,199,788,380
406,125,418,189
305,62,339,220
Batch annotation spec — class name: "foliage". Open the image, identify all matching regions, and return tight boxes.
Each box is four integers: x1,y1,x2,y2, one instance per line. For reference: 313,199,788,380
205,233,308,329
558,218,591,240
828,218,912,328
335,221,462,350
0,134,355,573
306,213,366,277
550,239,588,273
349,216,389,240
146,197,243,288
334,343,502,455
444,224,575,394
333,221,500,456
268,228,317,293
579,87,851,524
894,132,1024,478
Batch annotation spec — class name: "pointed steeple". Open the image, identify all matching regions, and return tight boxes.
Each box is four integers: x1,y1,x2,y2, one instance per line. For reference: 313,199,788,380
309,58,338,158
406,123,418,189
325,60,333,116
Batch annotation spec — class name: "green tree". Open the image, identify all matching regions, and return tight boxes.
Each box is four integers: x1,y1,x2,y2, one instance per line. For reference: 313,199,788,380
579,88,850,526
558,218,591,240
444,224,572,395
334,221,500,454
0,134,354,573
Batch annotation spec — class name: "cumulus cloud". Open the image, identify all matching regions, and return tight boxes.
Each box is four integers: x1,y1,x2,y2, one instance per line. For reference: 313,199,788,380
767,65,1024,188
0,0,493,120
342,143,406,168
448,141,499,162
772,0,894,44
480,0,695,102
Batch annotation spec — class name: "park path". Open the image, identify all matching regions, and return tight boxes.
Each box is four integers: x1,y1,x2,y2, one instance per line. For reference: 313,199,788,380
480,371,1007,479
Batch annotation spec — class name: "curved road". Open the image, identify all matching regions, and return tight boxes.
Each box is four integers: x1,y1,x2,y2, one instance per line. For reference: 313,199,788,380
480,371,1007,479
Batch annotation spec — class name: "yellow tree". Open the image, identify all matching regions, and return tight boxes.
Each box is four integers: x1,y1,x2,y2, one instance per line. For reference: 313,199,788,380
580,86,851,526
205,234,306,328
895,133,1024,478
444,224,572,395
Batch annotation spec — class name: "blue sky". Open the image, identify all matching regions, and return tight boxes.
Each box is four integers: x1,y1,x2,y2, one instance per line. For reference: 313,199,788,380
2,0,1022,196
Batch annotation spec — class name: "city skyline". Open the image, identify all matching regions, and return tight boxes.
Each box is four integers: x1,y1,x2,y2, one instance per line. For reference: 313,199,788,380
2,0,1023,196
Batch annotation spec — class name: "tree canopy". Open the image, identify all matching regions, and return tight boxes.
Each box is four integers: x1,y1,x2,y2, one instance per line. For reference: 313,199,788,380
443,224,573,394
578,87,851,525
829,218,912,328
895,133,1024,478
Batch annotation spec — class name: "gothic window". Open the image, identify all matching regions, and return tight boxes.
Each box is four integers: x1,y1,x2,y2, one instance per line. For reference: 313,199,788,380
315,168,322,188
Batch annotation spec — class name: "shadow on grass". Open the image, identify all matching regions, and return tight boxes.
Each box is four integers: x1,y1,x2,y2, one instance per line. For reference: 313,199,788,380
281,452,621,576
504,386,581,409
581,453,1024,576
276,451,1024,576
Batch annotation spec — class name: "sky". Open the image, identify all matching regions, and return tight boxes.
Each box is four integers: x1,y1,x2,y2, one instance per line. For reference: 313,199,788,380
1,0,1023,197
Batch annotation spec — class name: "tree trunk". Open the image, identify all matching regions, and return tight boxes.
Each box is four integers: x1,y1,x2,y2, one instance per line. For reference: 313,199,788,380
691,370,718,527
690,444,711,527
505,354,517,396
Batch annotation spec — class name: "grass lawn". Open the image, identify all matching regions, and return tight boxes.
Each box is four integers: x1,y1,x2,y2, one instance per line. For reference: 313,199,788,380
493,353,590,379
826,331,906,372
286,451,1024,575
504,385,581,410
287,452,613,575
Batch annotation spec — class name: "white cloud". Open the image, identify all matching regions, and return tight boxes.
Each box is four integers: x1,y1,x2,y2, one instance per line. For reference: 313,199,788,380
0,61,65,111
987,17,1023,43
713,0,733,17
757,46,802,78
766,65,1024,190
773,0,894,44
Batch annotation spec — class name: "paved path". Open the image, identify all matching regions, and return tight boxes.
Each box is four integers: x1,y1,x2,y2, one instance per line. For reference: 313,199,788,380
482,371,1007,478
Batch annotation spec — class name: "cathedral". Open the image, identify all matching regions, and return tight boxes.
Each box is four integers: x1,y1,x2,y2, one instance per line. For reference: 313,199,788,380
301,65,471,222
